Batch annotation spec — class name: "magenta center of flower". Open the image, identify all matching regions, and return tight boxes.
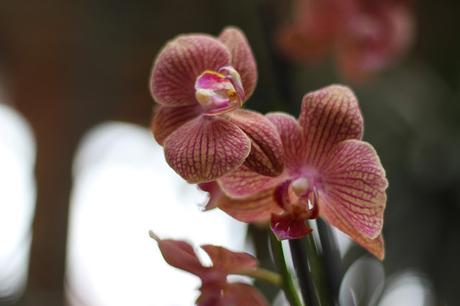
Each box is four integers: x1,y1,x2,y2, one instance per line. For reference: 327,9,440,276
195,66,245,115
275,176,320,220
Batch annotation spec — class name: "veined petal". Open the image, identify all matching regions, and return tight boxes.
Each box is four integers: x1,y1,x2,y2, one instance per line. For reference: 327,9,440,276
151,34,231,107
152,235,207,277
201,245,257,275
164,116,251,183
321,140,388,239
266,112,304,171
151,104,202,145
218,165,283,198
218,27,258,100
221,283,269,306
217,187,282,223
319,202,385,260
226,110,284,177
299,85,363,169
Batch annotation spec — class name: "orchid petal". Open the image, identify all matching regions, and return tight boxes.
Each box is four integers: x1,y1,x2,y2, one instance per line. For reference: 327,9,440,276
218,165,283,199
226,109,284,177
221,283,269,306
201,245,257,275
321,140,388,240
337,4,413,82
151,105,202,145
299,85,363,169
271,213,312,240
266,112,304,170
319,201,385,260
152,236,207,277
151,34,231,107
218,187,282,223
198,181,222,211
164,116,251,183
219,27,258,100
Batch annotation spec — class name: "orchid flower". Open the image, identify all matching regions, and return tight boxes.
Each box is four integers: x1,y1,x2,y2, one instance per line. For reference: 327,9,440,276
211,85,388,260
150,27,284,183
277,0,414,81
150,232,269,306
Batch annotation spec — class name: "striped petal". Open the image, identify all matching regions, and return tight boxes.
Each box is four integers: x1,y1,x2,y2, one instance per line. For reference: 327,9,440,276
321,140,388,240
219,27,258,100
150,34,231,107
151,104,202,145
319,202,385,260
151,235,207,277
201,245,257,275
266,112,304,171
217,187,282,223
220,283,269,306
218,165,283,199
226,109,284,177
164,116,251,183
299,85,363,169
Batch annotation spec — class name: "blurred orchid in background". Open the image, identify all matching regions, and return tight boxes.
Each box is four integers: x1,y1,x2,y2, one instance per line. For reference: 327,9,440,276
277,0,414,81
215,85,388,259
150,232,269,306
150,27,284,183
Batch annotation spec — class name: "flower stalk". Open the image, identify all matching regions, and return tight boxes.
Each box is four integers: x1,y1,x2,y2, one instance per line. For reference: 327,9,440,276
288,235,320,306
270,234,303,306
238,268,282,287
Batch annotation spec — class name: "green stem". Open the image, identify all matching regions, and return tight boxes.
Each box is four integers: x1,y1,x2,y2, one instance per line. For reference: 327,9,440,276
270,234,304,306
238,268,282,287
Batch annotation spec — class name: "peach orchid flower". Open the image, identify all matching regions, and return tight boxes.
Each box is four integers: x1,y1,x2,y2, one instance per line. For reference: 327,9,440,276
150,27,284,183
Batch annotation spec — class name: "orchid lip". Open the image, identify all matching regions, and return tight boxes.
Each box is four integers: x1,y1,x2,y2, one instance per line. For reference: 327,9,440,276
195,66,245,115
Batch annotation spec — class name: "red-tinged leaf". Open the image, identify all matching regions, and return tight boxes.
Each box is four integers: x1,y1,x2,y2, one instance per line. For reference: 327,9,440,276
321,140,388,239
266,112,305,171
226,110,284,177
221,283,269,306
150,34,231,107
218,187,282,223
201,245,257,275
218,27,258,100
299,85,364,169
151,104,202,145
164,116,251,183
271,213,312,240
154,238,207,277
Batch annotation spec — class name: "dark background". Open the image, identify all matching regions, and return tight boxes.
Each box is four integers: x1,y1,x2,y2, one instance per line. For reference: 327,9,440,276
0,0,459,305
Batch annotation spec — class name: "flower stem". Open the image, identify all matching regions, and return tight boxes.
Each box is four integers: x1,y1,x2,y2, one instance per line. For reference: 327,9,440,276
270,234,303,306
289,236,320,306
239,268,282,287
317,219,342,302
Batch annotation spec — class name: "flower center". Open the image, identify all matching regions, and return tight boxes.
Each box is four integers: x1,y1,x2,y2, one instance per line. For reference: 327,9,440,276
274,177,320,220
195,66,245,115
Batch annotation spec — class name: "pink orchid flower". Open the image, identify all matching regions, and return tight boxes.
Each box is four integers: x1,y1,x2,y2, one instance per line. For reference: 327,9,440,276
211,85,388,260
150,232,268,306
277,0,414,82
150,27,284,183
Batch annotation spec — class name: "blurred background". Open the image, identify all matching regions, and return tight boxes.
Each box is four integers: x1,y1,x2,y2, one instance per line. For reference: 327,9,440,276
0,0,459,305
